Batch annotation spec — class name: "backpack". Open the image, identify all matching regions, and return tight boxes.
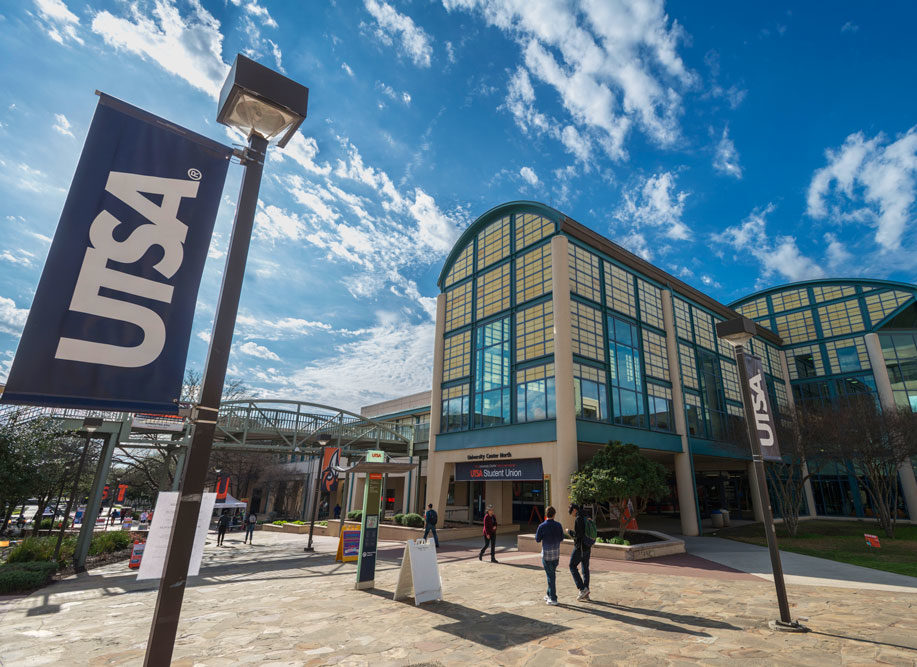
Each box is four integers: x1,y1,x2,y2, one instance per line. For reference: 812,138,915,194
582,517,597,547
427,509,438,526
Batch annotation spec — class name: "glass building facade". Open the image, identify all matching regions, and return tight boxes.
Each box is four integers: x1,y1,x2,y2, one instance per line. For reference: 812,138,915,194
403,202,917,533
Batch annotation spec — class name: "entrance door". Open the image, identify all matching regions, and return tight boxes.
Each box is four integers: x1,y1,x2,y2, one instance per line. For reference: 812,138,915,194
472,482,485,521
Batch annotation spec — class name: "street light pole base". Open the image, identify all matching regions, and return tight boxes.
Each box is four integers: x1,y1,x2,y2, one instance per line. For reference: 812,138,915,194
303,546,314,552
768,619,810,633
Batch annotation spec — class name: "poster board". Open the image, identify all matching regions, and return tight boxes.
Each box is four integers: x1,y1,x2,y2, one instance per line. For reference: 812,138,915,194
335,523,361,562
393,539,443,605
137,491,216,580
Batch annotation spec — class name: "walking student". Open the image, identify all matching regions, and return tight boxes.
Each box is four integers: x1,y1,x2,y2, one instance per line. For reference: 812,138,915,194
217,511,230,547
478,505,498,562
535,505,564,605
424,503,440,548
243,510,257,544
567,503,593,601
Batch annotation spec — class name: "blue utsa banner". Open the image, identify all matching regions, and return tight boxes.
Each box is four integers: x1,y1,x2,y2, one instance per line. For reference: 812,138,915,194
0,94,232,413
742,353,782,461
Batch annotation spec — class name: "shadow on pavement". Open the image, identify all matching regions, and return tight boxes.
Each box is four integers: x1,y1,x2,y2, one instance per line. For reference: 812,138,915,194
810,630,917,653
556,602,710,637
365,589,569,651
586,600,742,631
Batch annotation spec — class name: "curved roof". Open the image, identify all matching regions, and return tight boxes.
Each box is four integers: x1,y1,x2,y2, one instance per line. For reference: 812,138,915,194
437,200,564,289
729,278,917,308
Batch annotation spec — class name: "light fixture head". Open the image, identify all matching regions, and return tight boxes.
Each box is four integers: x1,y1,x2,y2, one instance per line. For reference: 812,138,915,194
318,433,332,447
715,317,757,346
217,54,308,148
82,416,104,433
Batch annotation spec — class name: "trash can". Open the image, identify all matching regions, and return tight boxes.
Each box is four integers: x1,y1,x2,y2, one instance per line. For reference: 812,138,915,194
710,510,724,529
721,509,731,527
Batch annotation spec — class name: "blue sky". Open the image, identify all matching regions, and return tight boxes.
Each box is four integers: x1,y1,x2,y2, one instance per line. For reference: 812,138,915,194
1,1,916,410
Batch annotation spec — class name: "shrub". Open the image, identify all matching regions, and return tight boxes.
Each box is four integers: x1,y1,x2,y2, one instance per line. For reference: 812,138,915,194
291,520,306,525
347,510,363,521
0,563,57,594
88,531,131,556
6,537,54,564
39,518,53,530
393,513,405,525
402,513,424,528
272,520,286,525
317,521,327,526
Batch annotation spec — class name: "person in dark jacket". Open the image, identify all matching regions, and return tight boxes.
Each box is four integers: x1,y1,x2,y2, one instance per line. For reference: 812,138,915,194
567,503,591,600
424,503,440,547
535,506,564,605
478,505,498,562
217,511,230,547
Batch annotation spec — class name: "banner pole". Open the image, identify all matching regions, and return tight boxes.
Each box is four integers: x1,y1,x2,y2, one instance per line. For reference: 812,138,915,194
143,134,267,666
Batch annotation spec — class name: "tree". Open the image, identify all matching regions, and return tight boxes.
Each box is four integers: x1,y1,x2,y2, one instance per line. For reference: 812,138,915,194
764,408,826,538
569,441,668,538
807,395,917,538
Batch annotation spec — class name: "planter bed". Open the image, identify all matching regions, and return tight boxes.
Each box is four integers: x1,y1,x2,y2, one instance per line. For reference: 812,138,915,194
518,529,684,561
324,519,520,542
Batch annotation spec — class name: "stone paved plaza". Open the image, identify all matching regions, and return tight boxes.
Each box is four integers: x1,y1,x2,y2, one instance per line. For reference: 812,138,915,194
1,530,916,666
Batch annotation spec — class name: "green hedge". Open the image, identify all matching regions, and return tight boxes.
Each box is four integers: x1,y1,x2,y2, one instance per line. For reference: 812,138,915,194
0,562,58,594
346,510,363,521
401,513,424,528
88,531,131,556
393,513,405,525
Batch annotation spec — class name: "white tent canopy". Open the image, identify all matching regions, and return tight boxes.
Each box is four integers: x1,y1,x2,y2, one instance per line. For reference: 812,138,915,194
212,493,247,511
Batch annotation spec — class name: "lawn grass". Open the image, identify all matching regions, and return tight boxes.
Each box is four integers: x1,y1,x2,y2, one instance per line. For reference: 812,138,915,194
714,520,917,578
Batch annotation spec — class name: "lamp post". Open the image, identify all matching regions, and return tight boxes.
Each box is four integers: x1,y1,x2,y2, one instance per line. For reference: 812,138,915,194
143,54,308,666
52,417,103,562
715,317,807,632
305,433,332,552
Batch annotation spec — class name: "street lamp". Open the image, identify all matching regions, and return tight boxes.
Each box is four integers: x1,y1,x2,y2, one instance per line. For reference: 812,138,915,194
304,433,332,552
144,54,308,666
53,416,103,563
715,317,808,632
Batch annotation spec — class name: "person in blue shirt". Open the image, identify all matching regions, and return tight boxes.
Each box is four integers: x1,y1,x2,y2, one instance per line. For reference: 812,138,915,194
534,506,564,605
423,503,440,548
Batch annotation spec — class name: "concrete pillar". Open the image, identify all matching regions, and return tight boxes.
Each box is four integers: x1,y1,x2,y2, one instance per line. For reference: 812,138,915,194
661,290,700,536
550,234,578,531
74,431,117,572
865,332,917,520
485,480,507,525
748,460,766,523
424,292,448,511
778,348,818,516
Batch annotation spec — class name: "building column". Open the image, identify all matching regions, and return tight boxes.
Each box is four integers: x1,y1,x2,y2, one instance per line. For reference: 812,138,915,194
747,460,766,523
74,431,117,572
424,291,448,513
662,290,700,536
779,348,818,516
865,333,917,520
550,235,578,531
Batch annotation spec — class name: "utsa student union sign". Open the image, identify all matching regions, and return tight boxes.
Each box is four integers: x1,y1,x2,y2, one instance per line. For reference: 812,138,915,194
455,458,544,482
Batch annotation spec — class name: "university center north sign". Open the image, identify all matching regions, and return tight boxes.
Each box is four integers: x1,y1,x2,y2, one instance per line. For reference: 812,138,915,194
455,458,543,482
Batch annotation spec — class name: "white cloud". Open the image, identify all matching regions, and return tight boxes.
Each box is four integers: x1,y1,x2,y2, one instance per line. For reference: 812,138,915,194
0,296,28,336
376,82,412,106
841,21,859,33
616,171,691,243
0,250,35,267
341,62,354,76
519,166,539,186
713,126,742,178
254,314,434,411
447,0,695,159
91,0,229,99
364,0,433,68
618,231,651,260
229,0,278,29
52,113,73,137
807,126,917,251
254,204,307,242
237,341,281,361
268,133,332,176
408,189,462,253
34,0,83,45
713,204,825,283
235,314,333,341
445,40,456,63
824,232,853,271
